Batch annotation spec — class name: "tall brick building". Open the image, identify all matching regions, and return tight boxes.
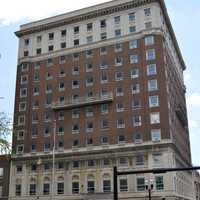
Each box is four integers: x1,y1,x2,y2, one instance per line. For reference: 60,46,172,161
10,0,194,199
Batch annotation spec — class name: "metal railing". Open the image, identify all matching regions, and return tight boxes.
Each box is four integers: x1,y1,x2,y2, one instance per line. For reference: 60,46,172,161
51,92,113,110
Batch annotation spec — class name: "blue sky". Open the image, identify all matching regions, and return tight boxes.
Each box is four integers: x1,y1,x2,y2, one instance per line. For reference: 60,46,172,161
0,0,199,164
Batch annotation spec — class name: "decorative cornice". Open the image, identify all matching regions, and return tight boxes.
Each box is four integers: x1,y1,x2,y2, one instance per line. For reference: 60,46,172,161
15,0,152,37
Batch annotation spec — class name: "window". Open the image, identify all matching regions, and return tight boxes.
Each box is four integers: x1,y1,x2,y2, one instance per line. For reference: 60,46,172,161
100,47,107,55
101,136,108,144
101,104,108,114
115,43,122,52
103,180,111,192
120,179,128,192
115,71,123,81
100,60,108,69
72,109,80,118
46,84,52,94
58,141,64,149
101,32,107,40
137,178,145,191
57,182,64,194
115,57,123,66
47,58,53,66
131,83,140,94
48,45,54,51
59,55,66,64
150,113,160,124
129,40,137,49
117,119,125,129
72,66,80,75
145,35,154,46
73,161,80,168
34,72,40,81
48,32,54,40
24,38,29,46
59,69,65,77
18,115,25,125
24,50,29,57
43,183,50,195
86,122,94,132
74,26,79,34
132,99,141,109
129,26,136,33
146,49,156,60
86,63,93,72
87,23,93,31
19,102,26,111
118,135,126,144
86,138,93,145
59,82,65,91
116,87,123,96
21,75,28,84
87,180,95,193
103,159,110,166
86,76,94,86
0,168,3,177
32,127,38,138
136,155,144,166
100,19,106,28
72,124,80,133
73,139,79,147
155,176,164,190
133,115,142,127
72,182,79,194
129,12,135,21
101,119,109,129
58,126,64,135
87,36,93,43
149,95,159,107
73,53,79,60
37,35,42,43
131,68,139,79
72,80,79,89
16,165,23,173
31,144,36,152
119,157,128,166
144,8,151,17
116,103,124,112
101,72,108,83
20,88,27,98
145,22,152,29
130,54,138,63
74,39,79,46
147,64,157,75
17,130,24,140
86,50,93,58
115,29,121,37
134,132,143,143
114,16,120,24
61,29,66,37
85,107,93,117
21,63,29,71
44,143,51,152
31,164,37,171
16,184,21,196
88,160,95,167
151,129,161,141
148,79,158,91
61,42,66,48
29,183,36,195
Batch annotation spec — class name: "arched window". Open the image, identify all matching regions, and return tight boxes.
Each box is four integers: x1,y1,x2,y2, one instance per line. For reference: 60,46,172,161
43,177,50,195
29,177,36,195
15,179,22,196
72,175,79,194
103,174,111,193
87,174,95,193
57,176,64,194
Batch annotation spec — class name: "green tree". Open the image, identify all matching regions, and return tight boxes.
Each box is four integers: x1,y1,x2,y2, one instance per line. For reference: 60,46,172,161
0,112,11,154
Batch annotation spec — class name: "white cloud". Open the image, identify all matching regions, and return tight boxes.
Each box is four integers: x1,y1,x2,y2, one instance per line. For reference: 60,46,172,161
0,0,110,26
188,119,198,129
187,93,200,107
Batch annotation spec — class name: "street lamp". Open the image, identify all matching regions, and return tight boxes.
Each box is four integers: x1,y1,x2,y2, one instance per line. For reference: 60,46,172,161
145,178,154,200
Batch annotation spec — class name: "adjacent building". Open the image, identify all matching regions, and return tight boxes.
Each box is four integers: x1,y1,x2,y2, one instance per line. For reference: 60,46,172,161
0,155,10,200
10,0,194,199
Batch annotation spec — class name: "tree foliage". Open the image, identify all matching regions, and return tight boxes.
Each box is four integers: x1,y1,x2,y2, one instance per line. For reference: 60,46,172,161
0,112,11,154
